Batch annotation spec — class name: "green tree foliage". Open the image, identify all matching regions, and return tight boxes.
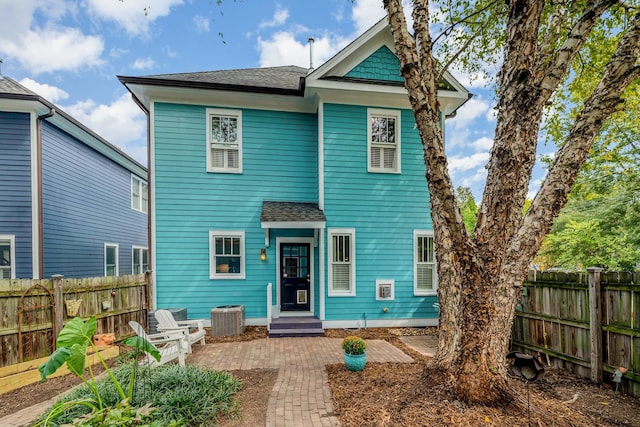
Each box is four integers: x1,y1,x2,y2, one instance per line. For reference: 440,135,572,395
456,186,478,235
539,170,640,270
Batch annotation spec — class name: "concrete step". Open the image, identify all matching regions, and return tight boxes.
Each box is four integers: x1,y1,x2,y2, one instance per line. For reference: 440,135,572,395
269,327,325,338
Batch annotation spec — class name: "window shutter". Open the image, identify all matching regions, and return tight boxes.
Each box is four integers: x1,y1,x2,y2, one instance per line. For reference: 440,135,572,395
212,148,226,168
332,264,351,290
417,264,434,290
370,147,381,168
227,149,239,169
383,147,395,169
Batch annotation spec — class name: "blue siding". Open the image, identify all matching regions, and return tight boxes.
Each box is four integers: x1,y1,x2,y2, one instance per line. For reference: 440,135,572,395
322,103,438,322
153,103,318,319
41,121,147,278
0,112,33,278
345,46,404,82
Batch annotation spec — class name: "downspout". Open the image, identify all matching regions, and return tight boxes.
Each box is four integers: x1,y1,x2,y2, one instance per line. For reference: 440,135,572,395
36,108,55,279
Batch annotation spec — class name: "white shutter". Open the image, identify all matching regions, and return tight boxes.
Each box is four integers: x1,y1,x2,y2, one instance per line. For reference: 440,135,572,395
370,147,381,168
332,264,351,290
212,148,226,168
417,264,434,291
383,147,395,169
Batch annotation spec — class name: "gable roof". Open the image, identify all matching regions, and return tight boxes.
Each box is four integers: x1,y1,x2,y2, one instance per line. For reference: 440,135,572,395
120,65,308,96
120,18,469,115
0,76,146,178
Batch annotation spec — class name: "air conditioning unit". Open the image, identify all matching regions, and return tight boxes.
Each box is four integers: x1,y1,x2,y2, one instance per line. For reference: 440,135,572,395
211,305,245,337
379,285,392,298
376,279,394,300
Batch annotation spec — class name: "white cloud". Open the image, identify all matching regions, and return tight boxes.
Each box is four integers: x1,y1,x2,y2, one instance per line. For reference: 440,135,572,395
0,1,104,74
131,57,156,70
449,97,491,129
257,32,349,68
63,94,147,164
85,0,184,36
449,152,490,174
109,47,129,58
471,137,493,153
2,26,104,74
461,168,488,187
352,0,386,34
193,15,210,33
19,78,69,102
259,6,289,29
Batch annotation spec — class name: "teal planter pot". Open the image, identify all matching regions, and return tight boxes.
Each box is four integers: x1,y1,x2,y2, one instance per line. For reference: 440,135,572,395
344,352,366,371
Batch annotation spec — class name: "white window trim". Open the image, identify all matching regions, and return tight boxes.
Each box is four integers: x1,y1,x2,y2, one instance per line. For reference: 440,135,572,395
0,235,16,279
206,108,243,174
376,279,395,301
132,246,148,275
328,228,356,296
414,230,437,295
209,230,246,279
104,243,119,277
367,108,401,174
131,175,148,214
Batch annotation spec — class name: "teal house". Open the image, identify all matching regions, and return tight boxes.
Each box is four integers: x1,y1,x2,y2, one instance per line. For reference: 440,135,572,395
119,19,469,332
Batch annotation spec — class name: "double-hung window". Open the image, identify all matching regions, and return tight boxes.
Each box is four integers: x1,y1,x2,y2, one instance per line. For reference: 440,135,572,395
206,108,242,173
368,109,401,173
105,243,119,276
328,228,356,296
414,230,437,295
131,175,148,213
0,235,15,279
210,231,245,279
132,246,148,275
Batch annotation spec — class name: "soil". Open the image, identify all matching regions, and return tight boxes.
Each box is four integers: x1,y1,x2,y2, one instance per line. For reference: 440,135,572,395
1,326,639,426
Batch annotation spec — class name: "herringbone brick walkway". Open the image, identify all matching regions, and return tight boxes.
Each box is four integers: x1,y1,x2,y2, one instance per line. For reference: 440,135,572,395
189,338,414,426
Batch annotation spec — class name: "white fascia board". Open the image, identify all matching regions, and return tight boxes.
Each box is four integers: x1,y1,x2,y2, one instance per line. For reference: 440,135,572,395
129,84,317,114
261,221,326,229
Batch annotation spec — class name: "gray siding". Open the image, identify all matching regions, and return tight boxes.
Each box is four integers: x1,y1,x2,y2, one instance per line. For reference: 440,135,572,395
41,121,147,278
0,112,33,278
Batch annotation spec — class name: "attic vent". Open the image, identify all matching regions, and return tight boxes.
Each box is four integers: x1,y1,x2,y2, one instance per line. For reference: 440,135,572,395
376,279,394,301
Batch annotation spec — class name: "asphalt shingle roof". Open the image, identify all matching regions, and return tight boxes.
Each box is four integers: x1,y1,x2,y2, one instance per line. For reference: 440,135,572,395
0,76,38,96
140,65,309,92
261,201,326,224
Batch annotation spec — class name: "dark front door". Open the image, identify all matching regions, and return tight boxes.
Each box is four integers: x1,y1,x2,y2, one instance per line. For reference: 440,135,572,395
280,243,310,312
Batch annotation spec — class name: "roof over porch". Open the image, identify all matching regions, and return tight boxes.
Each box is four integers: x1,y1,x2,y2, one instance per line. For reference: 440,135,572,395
260,201,326,229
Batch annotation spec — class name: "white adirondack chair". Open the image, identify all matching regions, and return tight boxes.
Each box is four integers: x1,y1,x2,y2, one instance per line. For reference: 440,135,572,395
128,321,186,367
154,309,206,353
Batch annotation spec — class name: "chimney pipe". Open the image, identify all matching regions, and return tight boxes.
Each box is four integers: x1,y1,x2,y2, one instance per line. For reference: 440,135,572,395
308,37,314,70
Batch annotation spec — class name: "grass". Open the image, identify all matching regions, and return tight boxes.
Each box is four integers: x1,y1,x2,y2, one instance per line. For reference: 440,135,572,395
38,362,242,426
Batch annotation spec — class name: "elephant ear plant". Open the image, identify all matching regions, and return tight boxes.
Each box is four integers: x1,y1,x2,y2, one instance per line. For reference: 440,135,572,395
36,316,160,426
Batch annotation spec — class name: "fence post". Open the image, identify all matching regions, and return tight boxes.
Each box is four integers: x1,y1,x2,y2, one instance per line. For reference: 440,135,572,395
587,267,603,383
52,274,64,342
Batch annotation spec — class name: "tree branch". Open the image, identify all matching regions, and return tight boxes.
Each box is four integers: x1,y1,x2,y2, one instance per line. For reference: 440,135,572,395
507,10,640,274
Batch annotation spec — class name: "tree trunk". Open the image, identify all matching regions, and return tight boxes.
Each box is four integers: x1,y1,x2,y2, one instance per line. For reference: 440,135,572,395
384,0,640,404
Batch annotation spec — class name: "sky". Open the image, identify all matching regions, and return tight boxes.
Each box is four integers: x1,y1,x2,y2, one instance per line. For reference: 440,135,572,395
0,0,551,202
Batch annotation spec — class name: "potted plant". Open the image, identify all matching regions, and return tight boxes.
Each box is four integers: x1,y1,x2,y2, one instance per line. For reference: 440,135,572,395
342,335,367,371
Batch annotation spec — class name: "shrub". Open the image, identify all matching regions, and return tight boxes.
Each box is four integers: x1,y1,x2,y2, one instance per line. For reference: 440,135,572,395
342,336,367,355
39,363,241,426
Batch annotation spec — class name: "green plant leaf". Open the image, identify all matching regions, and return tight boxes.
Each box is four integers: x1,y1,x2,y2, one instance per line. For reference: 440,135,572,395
56,317,97,349
39,347,72,381
122,336,162,362
66,343,88,377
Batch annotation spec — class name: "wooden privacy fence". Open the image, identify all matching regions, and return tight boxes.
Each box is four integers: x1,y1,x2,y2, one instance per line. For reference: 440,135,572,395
0,273,151,368
512,269,640,397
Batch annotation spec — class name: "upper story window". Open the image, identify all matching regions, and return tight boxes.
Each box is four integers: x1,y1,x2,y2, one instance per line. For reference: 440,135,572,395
414,230,437,295
132,246,148,275
210,231,245,279
105,243,119,276
368,109,401,173
131,175,148,213
328,228,356,296
0,235,15,279
206,108,242,173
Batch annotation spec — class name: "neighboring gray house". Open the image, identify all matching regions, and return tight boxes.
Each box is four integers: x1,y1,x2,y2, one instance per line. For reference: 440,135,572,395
0,76,148,279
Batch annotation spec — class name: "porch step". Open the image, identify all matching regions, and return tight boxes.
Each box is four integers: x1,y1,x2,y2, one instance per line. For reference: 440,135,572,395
269,316,325,338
